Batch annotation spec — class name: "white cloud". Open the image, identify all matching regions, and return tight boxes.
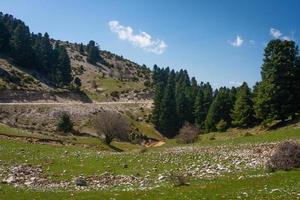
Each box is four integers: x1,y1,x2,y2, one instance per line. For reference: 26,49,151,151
230,35,244,47
229,81,242,86
282,36,291,41
269,28,294,41
270,28,282,39
249,40,256,45
108,20,167,54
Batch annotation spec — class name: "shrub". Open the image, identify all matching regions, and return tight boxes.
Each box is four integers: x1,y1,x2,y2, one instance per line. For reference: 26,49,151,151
110,91,120,98
265,140,300,172
176,122,199,144
94,111,130,144
57,112,73,133
169,172,189,186
216,119,228,132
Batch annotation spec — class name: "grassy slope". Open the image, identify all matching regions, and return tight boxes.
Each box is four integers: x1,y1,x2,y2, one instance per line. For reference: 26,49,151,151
0,124,299,199
84,78,146,101
1,170,299,200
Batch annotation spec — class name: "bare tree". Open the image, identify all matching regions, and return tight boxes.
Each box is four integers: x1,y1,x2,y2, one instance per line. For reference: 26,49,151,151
176,122,199,144
94,111,130,144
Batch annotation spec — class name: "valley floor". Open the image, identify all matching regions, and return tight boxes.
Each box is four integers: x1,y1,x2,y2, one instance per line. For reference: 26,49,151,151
0,124,299,199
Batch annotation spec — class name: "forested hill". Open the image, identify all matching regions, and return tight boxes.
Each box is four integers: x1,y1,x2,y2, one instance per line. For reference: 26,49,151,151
0,12,152,101
151,40,300,138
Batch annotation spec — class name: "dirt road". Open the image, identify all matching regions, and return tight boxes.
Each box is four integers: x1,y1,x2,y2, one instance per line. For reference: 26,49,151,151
0,100,153,106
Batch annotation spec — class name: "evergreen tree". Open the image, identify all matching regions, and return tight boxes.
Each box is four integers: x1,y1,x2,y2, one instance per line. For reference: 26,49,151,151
57,112,73,133
175,70,192,127
152,82,164,129
0,19,9,52
205,87,233,132
79,43,84,55
253,40,299,122
32,32,53,73
53,44,72,86
73,77,81,91
231,82,254,127
193,82,213,129
86,40,101,64
159,70,178,137
9,23,33,67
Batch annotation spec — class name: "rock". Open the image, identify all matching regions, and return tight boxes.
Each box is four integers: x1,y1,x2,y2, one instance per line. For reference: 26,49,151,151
75,177,87,186
270,189,280,193
3,176,15,184
158,175,166,180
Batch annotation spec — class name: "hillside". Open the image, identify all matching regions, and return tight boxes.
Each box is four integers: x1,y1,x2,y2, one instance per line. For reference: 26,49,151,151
0,40,152,103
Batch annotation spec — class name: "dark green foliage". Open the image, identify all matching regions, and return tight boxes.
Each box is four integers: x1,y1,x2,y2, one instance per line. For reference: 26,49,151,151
0,15,9,52
53,44,72,86
205,87,233,132
0,13,73,87
216,119,227,132
175,70,193,127
159,70,178,137
193,82,213,129
152,82,164,129
231,82,255,127
86,40,101,64
253,40,299,122
57,112,73,133
73,77,81,90
79,43,84,55
9,23,33,67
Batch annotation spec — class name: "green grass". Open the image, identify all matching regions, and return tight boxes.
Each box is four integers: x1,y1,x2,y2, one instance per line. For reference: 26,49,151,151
85,78,146,101
132,120,163,141
0,170,299,200
162,126,300,148
0,124,300,199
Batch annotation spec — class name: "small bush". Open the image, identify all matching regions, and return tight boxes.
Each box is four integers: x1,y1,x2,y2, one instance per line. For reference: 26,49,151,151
169,172,189,186
57,112,73,133
265,140,300,172
176,123,199,144
110,91,120,98
243,132,253,137
216,119,228,132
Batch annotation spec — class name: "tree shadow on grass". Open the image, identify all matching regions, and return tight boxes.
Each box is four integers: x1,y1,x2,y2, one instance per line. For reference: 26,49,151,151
108,144,124,152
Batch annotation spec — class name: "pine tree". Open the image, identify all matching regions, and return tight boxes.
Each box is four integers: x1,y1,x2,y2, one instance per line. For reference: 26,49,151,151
175,70,192,127
159,70,178,137
86,40,101,64
0,19,9,52
231,82,254,127
253,40,299,122
152,82,164,129
9,23,33,67
53,44,72,86
193,82,213,129
79,43,84,55
205,87,232,132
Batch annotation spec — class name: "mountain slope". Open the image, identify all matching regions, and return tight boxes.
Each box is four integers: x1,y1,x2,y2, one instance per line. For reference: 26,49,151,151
0,40,153,102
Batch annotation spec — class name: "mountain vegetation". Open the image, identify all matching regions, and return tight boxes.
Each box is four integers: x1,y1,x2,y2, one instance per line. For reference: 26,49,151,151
152,39,300,138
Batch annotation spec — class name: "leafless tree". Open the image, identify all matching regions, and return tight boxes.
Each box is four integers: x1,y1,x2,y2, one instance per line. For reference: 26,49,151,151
176,122,199,144
94,111,130,144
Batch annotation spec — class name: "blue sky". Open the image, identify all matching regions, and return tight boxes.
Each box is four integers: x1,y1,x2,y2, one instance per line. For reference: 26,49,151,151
0,0,299,87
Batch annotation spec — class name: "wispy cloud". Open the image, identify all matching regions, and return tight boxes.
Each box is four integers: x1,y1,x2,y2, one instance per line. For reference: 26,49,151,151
229,35,244,47
270,28,282,39
270,28,292,41
249,40,256,45
229,81,242,86
108,20,167,54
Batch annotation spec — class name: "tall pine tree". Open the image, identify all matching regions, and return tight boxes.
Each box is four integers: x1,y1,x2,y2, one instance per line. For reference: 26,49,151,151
159,70,178,137
253,39,299,122
231,82,254,127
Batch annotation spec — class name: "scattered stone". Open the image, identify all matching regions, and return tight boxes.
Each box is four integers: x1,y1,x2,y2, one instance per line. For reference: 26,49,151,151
75,177,87,186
